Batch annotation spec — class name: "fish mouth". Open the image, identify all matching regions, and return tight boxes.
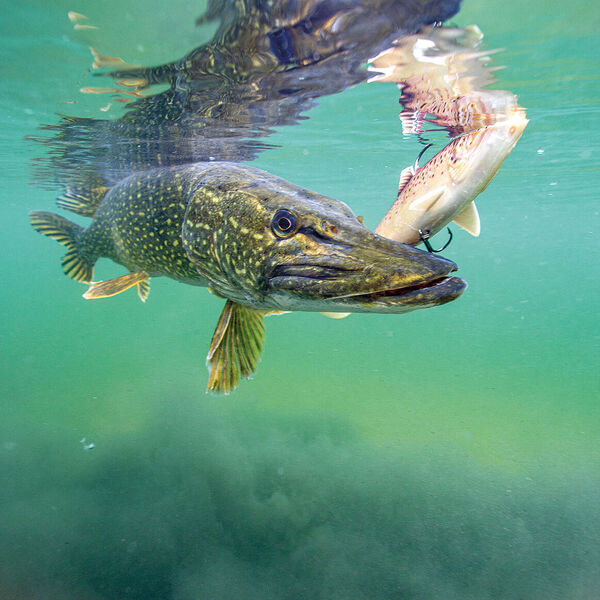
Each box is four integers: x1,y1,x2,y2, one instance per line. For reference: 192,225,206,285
339,275,467,309
268,262,467,313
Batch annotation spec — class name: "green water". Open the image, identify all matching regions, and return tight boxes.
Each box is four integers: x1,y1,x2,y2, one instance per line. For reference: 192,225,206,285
1,1,599,598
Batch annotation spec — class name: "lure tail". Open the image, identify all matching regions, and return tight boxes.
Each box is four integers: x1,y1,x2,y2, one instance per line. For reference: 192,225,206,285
29,211,94,283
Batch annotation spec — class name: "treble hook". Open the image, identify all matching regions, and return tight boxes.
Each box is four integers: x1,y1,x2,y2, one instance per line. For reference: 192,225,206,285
419,227,453,253
414,143,433,170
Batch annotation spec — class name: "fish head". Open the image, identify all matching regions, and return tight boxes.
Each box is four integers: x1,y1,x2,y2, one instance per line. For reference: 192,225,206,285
182,163,466,314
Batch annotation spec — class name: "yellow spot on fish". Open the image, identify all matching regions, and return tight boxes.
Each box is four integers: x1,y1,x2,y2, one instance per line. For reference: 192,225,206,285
253,233,263,240
229,217,238,228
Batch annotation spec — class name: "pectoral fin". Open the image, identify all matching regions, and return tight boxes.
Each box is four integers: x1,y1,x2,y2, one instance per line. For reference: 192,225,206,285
409,187,445,211
320,312,351,319
206,300,266,394
83,271,149,299
453,201,480,236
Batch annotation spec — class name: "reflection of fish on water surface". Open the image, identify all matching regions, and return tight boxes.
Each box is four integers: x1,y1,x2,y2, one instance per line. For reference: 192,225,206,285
33,0,464,189
30,162,464,393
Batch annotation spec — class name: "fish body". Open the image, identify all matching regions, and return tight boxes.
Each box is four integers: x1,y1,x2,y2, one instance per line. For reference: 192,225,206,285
31,162,465,392
375,107,528,246
74,168,208,287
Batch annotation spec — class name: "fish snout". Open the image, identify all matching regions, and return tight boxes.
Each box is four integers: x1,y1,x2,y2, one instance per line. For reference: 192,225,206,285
364,231,458,288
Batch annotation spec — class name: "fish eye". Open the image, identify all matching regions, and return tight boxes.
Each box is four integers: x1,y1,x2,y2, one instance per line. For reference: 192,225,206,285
272,209,298,238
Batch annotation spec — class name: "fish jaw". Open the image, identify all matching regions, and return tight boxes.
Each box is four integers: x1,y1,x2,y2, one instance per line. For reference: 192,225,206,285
376,107,529,245
268,274,467,314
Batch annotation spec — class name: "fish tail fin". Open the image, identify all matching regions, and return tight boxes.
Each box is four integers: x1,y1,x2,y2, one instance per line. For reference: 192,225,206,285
29,210,93,283
56,185,108,218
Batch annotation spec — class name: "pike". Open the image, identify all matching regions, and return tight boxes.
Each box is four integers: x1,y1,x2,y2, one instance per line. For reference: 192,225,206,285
375,106,528,246
30,162,466,393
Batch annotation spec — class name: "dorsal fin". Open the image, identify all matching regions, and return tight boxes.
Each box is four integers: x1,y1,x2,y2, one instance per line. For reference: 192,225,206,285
453,201,481,236
56,185,110,218
397,166,415,197
206,300,266,394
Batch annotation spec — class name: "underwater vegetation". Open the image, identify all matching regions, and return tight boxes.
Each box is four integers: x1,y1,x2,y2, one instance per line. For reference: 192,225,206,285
2,402,599,600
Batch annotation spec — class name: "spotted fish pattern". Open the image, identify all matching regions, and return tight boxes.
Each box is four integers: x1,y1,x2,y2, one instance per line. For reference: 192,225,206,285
81,167,205,284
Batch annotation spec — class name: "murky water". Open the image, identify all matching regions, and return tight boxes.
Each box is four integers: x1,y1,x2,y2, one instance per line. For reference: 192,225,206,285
1,1,599,598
